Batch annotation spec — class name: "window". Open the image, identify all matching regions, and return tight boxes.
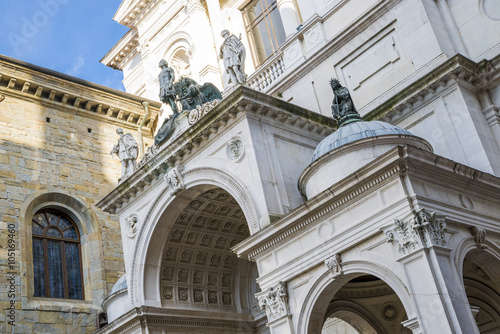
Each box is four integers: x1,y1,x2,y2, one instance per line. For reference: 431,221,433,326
242,0,286,65
32,210,84,299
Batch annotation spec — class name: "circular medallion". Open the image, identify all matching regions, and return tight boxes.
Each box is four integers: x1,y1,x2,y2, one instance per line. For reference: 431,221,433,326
226,138,244,161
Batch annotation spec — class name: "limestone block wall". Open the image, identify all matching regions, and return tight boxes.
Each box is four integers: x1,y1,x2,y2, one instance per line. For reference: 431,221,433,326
0,78,155,333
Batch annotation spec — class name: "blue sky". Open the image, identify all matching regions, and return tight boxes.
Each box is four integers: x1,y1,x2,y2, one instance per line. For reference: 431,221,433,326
0,0,129,91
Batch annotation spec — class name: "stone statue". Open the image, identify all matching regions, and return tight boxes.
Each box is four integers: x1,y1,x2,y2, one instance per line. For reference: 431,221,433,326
330,79,361,127
219,29,247,86
177,78,207,111
154,72,222,146
158,59,178,113
110,128,138,181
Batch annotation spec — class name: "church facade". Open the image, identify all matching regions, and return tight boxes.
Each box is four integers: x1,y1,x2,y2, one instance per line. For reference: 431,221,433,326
1,0,500,333
96,0,500,333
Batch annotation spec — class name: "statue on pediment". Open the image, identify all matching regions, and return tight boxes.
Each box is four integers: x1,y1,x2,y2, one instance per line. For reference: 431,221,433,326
158,59,178,114
111,128,138,182
154,73,222,145
220,29,247,87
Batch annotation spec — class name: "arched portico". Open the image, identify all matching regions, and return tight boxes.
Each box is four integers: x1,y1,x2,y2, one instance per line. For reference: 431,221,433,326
298,260,417,334
129,166,261,308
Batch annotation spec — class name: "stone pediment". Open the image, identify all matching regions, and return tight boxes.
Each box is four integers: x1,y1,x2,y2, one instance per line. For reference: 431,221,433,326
96,86,335,214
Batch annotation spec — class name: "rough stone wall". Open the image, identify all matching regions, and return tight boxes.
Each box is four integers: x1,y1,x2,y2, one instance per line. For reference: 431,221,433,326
0,93,151,333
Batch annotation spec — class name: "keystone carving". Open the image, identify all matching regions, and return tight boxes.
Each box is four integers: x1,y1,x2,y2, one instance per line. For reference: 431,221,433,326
165,165,185,196
325,254,343,278
385,209,447,256
470,226,487,249
257,282,289,322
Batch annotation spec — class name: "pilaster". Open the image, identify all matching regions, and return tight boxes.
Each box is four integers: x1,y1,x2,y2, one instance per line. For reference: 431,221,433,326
384,209,479,334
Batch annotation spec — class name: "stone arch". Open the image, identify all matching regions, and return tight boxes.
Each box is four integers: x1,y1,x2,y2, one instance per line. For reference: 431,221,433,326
455,236,500,286
162,33,193,78
456,236,500,332
159,187,252,311
324,300,385,333
298,260,416,334
129,167,260,306
18,190,106,305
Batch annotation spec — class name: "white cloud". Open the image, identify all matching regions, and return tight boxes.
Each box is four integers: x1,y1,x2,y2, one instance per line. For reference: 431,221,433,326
66,55,85,76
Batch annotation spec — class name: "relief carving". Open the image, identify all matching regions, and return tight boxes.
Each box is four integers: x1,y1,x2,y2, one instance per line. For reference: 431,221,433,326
257,282,289,322
165,165,185,196
325,253,343,279
385,209,447,256
126,214,139,238
470,226,487,249
227,138,244,161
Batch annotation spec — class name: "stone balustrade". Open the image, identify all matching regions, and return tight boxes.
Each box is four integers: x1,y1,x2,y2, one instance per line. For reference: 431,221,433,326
247,52,286,92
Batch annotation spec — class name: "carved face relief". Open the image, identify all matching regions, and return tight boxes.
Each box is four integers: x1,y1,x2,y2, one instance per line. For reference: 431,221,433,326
126,215,139,238
227,138,244,161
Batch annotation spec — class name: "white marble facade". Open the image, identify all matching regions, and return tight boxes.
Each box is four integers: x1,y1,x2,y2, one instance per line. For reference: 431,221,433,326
98,0,500,333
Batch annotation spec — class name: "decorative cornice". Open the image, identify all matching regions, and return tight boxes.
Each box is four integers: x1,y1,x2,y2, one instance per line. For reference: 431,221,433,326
234,145,500,260
367,54,500,124
101,29,139,70
114,0,157,28
96,86,334,213
97,306,259,333
0,55,160,131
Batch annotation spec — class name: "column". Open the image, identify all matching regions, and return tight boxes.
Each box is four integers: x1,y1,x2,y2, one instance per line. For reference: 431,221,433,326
384,209,479,334
276,0,301,38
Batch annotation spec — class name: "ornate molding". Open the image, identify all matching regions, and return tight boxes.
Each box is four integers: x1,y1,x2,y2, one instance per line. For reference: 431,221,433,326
470,226,487,249
324,254,343,279
165,165,185,196
385,209,447,256
257,282,289,322
136,144,159,170
188,99,221,125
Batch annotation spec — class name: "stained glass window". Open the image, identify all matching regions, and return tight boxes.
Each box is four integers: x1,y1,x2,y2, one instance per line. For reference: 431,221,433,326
32,210,83,300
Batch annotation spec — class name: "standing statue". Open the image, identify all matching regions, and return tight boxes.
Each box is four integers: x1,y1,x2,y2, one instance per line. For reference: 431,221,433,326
219,29,247,86
111,128,138,182
330,79,362,127
158,59,178,113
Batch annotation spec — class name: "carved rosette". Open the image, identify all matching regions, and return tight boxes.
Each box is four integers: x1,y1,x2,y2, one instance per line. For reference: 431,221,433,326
126,214,139,238
325,254,343,279
165,165,185,196
385,209,447,256
256,282,289,322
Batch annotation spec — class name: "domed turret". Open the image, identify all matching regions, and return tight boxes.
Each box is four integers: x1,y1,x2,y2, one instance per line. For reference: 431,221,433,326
299,80,432,199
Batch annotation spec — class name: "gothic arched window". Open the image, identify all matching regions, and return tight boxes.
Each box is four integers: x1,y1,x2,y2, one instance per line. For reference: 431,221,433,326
32,210,84,299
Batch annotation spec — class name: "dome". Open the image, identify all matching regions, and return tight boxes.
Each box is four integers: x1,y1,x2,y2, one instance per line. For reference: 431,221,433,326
311,121,414,163
110,274,127,294
299,120,432,200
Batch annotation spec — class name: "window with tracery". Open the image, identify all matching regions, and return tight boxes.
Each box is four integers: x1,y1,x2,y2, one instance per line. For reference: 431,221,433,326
242,0,286,65
32,210,83,300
